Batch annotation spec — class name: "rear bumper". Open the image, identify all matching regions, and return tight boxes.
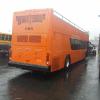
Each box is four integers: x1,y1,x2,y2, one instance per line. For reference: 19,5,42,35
8,61,51,72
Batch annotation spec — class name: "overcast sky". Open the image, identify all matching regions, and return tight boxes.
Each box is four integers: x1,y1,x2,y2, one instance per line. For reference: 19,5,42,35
0,0,100,39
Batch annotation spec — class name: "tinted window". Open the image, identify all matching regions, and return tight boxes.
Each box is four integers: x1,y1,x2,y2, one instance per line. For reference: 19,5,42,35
70,38,88,50
8,35,12,41
2,34,5,40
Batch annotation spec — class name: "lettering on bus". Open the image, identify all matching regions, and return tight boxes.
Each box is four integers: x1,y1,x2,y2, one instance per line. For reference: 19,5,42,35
25,27,33,30
16,14,45,25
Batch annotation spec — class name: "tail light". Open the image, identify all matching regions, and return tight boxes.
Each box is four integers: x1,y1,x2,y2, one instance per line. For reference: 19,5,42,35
46,53,50,65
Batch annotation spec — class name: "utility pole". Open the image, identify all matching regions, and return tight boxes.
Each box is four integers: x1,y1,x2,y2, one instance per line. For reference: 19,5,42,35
98,29,100,79
98,15,100,79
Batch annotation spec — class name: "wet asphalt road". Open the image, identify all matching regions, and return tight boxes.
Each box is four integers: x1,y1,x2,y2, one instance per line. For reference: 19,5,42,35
0,56,99,100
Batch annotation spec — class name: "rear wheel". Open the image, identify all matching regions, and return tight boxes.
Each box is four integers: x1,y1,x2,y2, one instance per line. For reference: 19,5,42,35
64,56,70,70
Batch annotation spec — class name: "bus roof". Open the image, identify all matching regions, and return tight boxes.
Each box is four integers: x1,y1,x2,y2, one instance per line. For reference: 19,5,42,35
53,10,88,35
14,8,88,35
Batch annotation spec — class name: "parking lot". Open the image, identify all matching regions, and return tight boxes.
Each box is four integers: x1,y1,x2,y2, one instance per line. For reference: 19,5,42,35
0,55,99,100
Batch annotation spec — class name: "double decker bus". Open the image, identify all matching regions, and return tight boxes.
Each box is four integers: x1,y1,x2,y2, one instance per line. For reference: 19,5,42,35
0,33,11,56
9,9,89,72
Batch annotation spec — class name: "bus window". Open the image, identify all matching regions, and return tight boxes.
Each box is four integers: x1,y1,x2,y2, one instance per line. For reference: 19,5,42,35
0,34,2,40
7,35,9,41
9,35,12,41
2,34,5,40
70,39,87,50
5,35,8,41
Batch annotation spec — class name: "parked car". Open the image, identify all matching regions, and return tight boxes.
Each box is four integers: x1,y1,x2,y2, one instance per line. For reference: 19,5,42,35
87,42,96,56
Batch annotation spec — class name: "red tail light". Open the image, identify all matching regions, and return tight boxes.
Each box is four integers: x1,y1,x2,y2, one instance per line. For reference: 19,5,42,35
46,53,50,65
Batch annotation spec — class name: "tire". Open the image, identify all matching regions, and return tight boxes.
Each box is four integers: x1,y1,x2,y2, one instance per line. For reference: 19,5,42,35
64,56,70,70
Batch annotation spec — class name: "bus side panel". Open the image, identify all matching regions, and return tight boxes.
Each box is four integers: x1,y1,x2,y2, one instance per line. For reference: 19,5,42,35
69,30,89,64
50,13,89,72
50,15,71,72
70,49,86,64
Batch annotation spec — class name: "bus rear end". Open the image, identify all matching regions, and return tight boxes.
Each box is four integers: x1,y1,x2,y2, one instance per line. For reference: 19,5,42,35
9,9,52,72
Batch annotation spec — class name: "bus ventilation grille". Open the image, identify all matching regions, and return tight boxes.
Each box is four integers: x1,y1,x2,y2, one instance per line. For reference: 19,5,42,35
29,36,41,43
17,35,41,43
17,35,28,42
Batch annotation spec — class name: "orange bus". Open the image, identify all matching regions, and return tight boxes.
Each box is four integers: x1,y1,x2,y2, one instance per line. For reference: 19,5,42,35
9,9,89,72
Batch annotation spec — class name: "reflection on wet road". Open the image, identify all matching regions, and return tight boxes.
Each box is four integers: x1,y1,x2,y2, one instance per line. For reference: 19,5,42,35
0,56,99,100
